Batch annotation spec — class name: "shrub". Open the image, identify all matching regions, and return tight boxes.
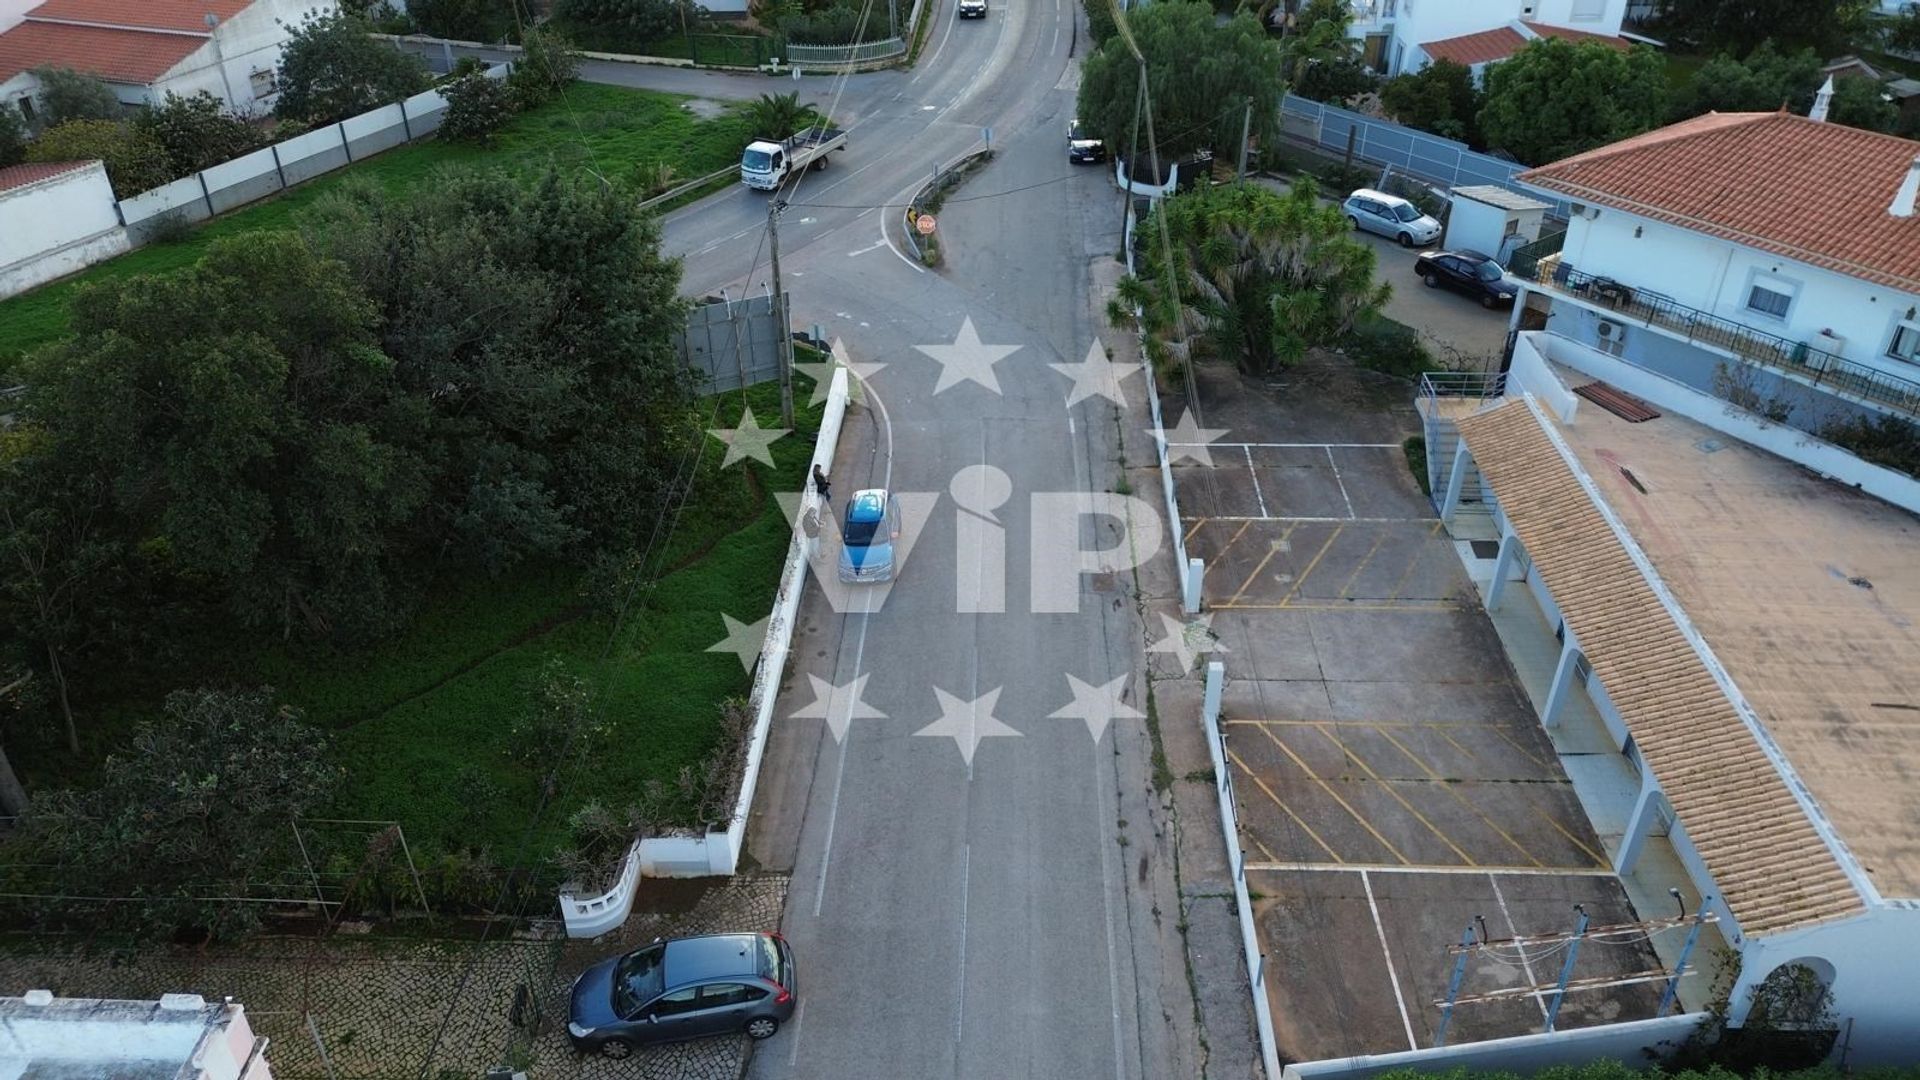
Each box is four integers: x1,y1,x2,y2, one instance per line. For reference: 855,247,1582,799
507,24,581,108
1336,313,1434,379
438,71,514,143
408,0,525,43
1821,412,1920,477
554,0,681,44
0,106,24,167
29,67,121,125
275,10,432,124
135,91,267,178
1403,436,1429,495
25,119,171,198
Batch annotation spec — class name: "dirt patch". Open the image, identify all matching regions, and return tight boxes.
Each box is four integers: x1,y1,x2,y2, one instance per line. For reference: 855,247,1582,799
680,98,731,122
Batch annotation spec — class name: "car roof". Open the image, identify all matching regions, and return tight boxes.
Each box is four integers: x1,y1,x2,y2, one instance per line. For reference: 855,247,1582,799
1348,188,1408,204
1431,249,1495,262
661,933,764,985
847,488,887,522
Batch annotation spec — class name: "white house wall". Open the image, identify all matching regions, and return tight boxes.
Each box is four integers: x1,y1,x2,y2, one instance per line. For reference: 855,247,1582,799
0,163,129,299
153,0,338,113
1529,0,1627,32
1731,909,1920,1065
1559,206,1920,387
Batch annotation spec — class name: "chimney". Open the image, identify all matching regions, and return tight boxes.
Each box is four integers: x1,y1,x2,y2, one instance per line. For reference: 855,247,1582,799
1893,154,1920,219
1810,75,1834,122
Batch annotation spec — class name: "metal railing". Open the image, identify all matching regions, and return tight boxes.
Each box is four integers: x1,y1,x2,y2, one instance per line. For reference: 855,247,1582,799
787,37,906,65
1506,229,1565,280
1510,256,1920,418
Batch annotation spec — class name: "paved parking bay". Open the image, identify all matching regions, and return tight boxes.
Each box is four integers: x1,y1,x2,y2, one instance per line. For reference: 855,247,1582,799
1169,362,1667,1061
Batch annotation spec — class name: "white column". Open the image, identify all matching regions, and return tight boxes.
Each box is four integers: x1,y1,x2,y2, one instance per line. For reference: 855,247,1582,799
1616,773,1662,876
1439,442,1473,522
1485,530,1523,611
1542,634,1580,730
1183,557,1205,615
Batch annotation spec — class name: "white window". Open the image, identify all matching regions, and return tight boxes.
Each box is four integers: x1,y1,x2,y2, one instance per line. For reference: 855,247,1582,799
1889,321,1920,364
1570,0,1606,19
249,67,277,100
1746,280,1794,320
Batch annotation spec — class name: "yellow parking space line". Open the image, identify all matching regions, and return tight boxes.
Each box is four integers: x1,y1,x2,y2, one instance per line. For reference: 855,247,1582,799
1370,726,1545,868
1311,724,1477,867
1541,812,1612,869
1435,727,1481,763
1275,524,1344,607
1246,861,1619,878
1382,528,1431,602
1227,545,1284,607
1254,725,1409,864
1183,516,1210,547
1490,726,1555,771
1227,749,1343,863
1218,519,1253,559
1335,527,1392,601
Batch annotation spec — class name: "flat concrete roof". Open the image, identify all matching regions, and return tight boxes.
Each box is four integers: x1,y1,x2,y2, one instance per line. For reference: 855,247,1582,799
1549,384,1920,902
1452,184,1551,212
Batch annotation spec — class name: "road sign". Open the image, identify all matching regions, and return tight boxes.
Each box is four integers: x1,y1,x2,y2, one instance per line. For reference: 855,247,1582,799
916,213,937,236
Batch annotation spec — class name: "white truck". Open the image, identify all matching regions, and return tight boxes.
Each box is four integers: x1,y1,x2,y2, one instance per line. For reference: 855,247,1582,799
740,126,848,191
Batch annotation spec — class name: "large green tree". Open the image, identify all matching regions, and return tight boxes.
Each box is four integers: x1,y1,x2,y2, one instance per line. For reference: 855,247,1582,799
409,0,527,42
1379,58,1481,144
1078,1,1286,163
0,106,24,167
1123,180,1389,376
134,91,268,178
28,67,121,125
275,10,431,124
1478,38,1669,166
1659,0,1871,55
21,231,432,643
299,169,696,565
1278,0,1376,104
1673,41,1821,119
24,120,170,198
1829,74,1900,133
19,687,338,939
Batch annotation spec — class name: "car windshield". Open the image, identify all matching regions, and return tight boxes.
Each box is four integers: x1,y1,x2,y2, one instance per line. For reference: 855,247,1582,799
1391,202,1424,223
613,946,666,1018
1473,260,1503,283
844,517,880,546
757,936,782,982
1070,121,1088,141
743,149,772,172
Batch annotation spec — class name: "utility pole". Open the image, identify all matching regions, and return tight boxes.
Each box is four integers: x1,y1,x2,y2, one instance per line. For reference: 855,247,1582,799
767,199,796,428
1237,97,1252,181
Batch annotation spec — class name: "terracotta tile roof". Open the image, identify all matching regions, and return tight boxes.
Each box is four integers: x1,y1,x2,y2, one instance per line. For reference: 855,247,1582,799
1455,399,1867,938
1518,112,1920,293
0,18,204,83
1423,21,1629,66
1422,25,1528,67
0,160,95,193
24,0,250,34
1521,20,1631,51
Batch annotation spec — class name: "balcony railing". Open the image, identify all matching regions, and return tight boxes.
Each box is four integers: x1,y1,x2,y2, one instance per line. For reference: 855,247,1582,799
1507,250,1920,419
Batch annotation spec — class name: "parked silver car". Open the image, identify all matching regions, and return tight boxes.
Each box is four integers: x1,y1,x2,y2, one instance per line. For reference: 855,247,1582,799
1343,188,1441,247
568,932,797,1057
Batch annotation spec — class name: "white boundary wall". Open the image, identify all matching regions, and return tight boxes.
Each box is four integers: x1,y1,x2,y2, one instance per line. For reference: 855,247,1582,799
1282,1012,1706,1080
560,367,851,938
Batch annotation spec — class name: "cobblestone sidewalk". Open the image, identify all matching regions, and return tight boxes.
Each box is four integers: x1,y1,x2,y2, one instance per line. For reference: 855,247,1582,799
0,874,788,1080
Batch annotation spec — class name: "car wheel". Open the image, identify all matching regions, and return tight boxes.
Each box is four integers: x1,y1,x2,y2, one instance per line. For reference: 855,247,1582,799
1347,215,1361,231
1481,293,1498,309
600,1039,634,1060
1423,273,1439,288
1397,232,1414,247
746,1017,780,1039
812,156,828,171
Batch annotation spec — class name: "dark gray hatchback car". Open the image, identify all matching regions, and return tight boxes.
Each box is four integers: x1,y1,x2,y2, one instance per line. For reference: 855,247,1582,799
567,932,797,1058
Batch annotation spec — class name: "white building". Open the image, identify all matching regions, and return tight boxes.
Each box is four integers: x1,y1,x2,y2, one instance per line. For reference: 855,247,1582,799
1510,110,1920,425
0,0,336,121
0,158,128,297
1347,0,1630,77
0,990,274,1078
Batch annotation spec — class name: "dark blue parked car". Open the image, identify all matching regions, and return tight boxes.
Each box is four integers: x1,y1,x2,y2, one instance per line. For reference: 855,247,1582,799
568,932,797,1058
838,488,901,583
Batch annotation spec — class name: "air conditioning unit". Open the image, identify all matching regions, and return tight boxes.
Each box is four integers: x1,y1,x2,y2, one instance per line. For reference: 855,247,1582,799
1596,318,1626,356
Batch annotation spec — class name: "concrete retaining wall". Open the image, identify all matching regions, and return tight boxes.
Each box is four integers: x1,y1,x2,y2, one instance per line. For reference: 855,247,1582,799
1282,1012,1706,1080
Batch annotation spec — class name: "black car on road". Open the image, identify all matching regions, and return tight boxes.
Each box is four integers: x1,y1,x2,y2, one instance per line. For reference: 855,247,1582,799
568,932,797,1058
1414,249,1519,309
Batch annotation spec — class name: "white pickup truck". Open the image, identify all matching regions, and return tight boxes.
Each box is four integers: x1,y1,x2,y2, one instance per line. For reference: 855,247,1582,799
740,127,848,191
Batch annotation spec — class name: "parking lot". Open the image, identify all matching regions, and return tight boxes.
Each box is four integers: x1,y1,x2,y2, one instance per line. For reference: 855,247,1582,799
1170,360,1665,1060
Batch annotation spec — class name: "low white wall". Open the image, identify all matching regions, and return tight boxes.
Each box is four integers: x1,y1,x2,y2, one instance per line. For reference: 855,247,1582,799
0,163,129,300
0,225,129,299
1202,663,1283,1080
1282,1012,1706,1080
1527,331,1920,515
559,366,852,938
1506,333,1580,422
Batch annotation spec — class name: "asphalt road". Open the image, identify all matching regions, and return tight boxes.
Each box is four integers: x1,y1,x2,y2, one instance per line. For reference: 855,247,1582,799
426,12,1197,1076
716,8,1188,1077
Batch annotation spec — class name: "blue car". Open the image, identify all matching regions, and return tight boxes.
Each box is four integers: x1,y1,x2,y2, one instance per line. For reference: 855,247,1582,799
838,488,901,583
568,932,797,1058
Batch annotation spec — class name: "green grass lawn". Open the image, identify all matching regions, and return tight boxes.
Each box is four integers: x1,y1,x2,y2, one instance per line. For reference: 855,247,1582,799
0,82,759,373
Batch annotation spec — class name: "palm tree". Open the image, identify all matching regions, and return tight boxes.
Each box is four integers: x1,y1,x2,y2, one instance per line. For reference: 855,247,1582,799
743,91,809,138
